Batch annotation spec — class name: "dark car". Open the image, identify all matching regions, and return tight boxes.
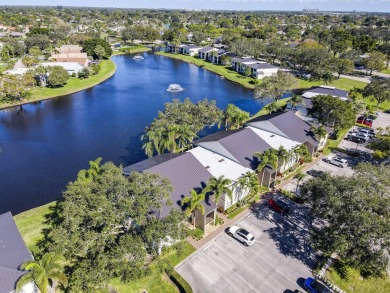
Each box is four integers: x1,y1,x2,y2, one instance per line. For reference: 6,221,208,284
385,109,390,114
267,199,290,214
304,277,331,293
306,169,326,178
345,135,366,144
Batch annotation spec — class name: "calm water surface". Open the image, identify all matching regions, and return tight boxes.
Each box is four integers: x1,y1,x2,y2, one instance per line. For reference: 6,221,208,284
0,53,268,214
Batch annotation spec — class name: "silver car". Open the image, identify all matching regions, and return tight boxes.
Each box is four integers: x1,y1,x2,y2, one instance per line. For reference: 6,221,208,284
227,226,256,246
324,156,348,168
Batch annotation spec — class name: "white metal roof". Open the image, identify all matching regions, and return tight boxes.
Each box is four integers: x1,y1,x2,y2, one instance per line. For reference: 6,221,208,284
247,126,300,152
188,146,253,182
41,62,83,71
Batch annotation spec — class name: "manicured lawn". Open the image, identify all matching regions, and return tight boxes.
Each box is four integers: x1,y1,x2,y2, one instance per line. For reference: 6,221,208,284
326,262,390,293
110,242,195,293
227,205,247,219
13,201,57,254
0,59,117,109
156,51,256,89
323,128,349,155
296,77,367,92
363,97,390,111
112,45,152,55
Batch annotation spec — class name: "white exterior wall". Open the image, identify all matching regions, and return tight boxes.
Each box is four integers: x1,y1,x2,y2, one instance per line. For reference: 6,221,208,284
254,68,278,79
219,184,251,210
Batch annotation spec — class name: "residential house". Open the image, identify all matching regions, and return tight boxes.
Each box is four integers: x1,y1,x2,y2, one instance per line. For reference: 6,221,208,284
245,62,279,79
287,85,349,116
193,128,277,187
51,46,89,67
182,45,203,56
41,62,83,75
188,147,253,211
245,111,328,157
0,212,37,293
210,49,227,64
123,152,216,231
198,46,215,60
166,43,187,54
231,57,258,73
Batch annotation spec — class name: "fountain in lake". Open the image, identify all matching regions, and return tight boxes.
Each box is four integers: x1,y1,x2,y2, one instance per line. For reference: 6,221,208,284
167,84,184,92
132,54,144,60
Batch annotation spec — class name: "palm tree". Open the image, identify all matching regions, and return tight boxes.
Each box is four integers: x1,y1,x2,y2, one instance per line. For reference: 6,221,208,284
223,104,250,130
293,172,306,193
293,144,311,162
77,157,102,182
206,175,233,205
276,146,290,171
310,124,328,143
181,189,206,229
264,101,281,114
254,149,278,186
289,94,304,110
236,171,260,203
16,252,68,293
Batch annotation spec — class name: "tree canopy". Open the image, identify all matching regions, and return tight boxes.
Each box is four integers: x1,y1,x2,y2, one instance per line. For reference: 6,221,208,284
82,38,113,59
255,71,298,101
300,163,390,276
47,66,70,87
45,159,185,291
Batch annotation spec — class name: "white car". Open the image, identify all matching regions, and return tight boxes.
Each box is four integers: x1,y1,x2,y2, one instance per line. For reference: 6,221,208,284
324,156,348,168
227,226,255,246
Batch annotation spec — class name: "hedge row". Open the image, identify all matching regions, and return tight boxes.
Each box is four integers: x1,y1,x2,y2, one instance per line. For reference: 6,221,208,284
169,270,193,293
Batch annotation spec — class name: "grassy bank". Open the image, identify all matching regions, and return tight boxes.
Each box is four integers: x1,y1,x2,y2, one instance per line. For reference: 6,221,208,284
0,59,117,109
326,262,390,293
296,77,367,91
156,51,256,89
112,45,152,55
252,98,291,118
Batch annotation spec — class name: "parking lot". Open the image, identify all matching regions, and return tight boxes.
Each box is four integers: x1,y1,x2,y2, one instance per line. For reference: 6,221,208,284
176,196,316,293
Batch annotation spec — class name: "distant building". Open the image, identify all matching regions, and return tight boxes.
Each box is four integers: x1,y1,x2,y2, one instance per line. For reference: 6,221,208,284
303,8,319,14
58,45,83,54
51,53,88,66
41,62,84,75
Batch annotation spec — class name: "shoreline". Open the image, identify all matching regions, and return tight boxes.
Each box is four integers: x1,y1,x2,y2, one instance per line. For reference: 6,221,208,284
0,59,117,110
155,51,256,90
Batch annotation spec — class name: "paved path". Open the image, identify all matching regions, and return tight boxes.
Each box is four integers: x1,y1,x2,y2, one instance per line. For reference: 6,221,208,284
339,74,370,83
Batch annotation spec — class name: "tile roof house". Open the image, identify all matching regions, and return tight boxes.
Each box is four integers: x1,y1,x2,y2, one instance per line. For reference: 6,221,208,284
123,152,216,230
50,52,88,66
0,212,36,293
58,45,83,54
245,111,327,155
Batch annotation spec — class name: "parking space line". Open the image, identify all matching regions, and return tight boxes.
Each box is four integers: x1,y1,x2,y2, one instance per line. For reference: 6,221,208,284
188,259,214,284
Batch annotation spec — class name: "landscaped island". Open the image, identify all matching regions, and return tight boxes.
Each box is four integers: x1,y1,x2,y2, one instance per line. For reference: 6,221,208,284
0,59,117,110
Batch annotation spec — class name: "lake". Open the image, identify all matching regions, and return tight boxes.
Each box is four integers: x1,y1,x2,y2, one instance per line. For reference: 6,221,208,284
0,53,268,215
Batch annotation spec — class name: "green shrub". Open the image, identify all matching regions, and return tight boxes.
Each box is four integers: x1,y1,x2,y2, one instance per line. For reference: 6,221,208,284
188,228,204,241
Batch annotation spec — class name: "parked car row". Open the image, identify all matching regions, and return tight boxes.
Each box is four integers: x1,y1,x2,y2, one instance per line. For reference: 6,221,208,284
356,115,376,127
345,127,375,144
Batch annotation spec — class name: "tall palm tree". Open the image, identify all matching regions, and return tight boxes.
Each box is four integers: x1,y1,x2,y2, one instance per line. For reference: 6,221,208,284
294,172,306,193
293,144,311,162
289,94,304,110
310,124,328,142
236,171,260,203
254,149,278,186
181,189,206,229
264,101,281,114
223,104,250,130
77,157,102,182
276,146,290,170
206,175,233,205
16,252,68,293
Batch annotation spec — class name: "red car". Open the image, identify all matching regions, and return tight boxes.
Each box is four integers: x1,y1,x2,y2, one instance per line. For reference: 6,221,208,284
267,199,290,214
356,117,373,127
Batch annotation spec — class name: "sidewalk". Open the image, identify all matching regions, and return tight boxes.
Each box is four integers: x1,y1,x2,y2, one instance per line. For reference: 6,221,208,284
186,153,326,250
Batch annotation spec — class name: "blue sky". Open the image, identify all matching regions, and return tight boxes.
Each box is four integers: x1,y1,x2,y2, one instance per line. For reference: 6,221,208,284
1,0,389,12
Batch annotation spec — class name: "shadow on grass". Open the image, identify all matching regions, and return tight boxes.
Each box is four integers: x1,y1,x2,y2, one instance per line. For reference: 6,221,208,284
332,259,349,280
37,200,63,252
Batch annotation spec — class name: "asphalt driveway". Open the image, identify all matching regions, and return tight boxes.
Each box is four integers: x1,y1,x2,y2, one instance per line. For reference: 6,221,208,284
176,196,316,293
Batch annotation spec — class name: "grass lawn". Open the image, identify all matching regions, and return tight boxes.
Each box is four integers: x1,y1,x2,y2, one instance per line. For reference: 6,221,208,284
296,77,367,92
110,242,195,293
13,201,57,254
252,97,291,118
363,97,390,111
326,262,390,293
323,128,349,155
156,51,256,89
112,45,152,55
380,68,390,74
0,59,117,109
227,205,247,219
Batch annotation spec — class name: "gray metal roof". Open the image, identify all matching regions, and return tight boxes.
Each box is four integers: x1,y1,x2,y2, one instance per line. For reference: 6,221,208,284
124,153,215,219
231,57,257,63
0,212,33,293
304,86,348,98
198,46,214,53
123,153,184,175
183,45,202,50
303,97,313,108
246,62,278,70
195,128,272,169
247,111,320,147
